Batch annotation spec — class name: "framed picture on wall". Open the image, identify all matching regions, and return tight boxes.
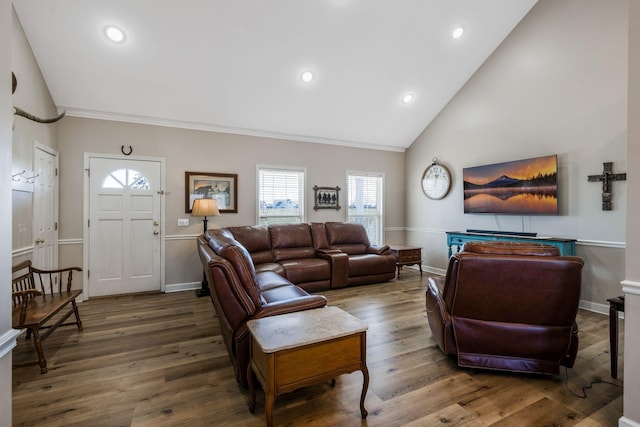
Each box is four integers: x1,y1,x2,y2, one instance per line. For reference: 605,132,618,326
313,185,341,210
185,171,238,213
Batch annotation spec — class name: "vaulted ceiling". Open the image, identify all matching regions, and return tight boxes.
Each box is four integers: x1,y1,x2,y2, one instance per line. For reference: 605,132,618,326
14,1,537,152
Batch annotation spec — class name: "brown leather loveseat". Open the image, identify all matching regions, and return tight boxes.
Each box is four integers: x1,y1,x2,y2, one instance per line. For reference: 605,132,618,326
425,241,584,375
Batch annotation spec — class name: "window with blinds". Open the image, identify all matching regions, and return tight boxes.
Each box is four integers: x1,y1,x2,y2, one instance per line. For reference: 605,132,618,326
347,172,384,245
258,166,305,225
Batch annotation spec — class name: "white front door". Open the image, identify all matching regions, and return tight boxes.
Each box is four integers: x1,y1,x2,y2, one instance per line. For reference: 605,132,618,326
33,144,58,270
88,156,163,297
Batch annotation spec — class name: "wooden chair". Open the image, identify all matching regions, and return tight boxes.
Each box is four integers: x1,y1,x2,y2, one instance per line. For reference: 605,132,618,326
12,260,83,373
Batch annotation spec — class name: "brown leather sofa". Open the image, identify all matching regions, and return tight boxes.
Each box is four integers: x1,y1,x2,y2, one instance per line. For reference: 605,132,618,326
197,222,395,385
198,231,327,386
425,240,584,375
218,222,396,291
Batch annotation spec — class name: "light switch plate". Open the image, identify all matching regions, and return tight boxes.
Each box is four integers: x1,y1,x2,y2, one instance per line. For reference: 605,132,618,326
177,218,189,226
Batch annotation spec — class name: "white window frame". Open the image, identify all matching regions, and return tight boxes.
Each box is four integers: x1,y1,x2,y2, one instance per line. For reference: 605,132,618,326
256,164,306,225
346,170,384,245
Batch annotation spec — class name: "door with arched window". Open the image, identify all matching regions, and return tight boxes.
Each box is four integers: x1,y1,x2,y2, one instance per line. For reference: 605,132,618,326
87,156,163,297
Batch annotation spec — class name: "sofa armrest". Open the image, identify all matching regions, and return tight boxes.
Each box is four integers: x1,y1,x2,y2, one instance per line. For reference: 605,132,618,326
426,276,456,356
253,295,327,319
367,244,390,255
316,250,349,288
316,248,343,255
426,276,447,317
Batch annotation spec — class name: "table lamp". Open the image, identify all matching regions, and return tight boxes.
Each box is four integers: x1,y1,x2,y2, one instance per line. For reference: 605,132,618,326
192,198,220,233
192,198,220,297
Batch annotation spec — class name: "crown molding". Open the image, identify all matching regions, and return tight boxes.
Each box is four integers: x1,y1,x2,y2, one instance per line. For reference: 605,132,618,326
60,107,407,153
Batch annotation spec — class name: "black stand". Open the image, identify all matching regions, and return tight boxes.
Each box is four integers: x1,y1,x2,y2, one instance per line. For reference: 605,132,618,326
607,296,624,379
196,217,210,298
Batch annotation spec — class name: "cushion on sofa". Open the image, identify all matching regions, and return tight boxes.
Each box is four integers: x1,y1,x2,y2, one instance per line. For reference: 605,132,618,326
270,224,316,261
205,231,262,308
325,222,370,255
255,270,295,292
278,258,331,287
461,241,560,256
347,253,397,276
256,271,321,305
255,262,286,276
227,225,274,265
310,222,330,249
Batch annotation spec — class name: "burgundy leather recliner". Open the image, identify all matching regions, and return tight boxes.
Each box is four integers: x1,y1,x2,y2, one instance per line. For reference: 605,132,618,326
425,240,584,375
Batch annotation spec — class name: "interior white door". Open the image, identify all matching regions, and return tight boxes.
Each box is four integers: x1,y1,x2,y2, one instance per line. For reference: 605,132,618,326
33,145,58,271
88,157,162,297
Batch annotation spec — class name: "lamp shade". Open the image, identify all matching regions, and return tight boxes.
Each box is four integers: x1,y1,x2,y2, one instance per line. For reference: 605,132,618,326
192,198,220,217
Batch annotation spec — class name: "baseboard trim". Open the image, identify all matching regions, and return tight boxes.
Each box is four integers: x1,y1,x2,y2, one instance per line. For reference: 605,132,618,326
165,281,200,293
619,416,640,427
579,300,618,317
421,264,446,276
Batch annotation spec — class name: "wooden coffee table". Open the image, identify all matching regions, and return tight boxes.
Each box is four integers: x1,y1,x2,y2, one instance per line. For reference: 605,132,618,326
246,306,369,427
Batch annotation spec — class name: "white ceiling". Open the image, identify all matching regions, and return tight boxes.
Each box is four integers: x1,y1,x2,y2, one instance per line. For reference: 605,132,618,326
14,0,537,152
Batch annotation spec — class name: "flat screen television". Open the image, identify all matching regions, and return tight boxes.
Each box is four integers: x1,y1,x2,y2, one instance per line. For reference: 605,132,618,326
463,154,558,215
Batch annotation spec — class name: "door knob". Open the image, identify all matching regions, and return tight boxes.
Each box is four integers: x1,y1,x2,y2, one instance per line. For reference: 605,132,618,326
35,238,45,244
153,221,159,226
153,230,159,235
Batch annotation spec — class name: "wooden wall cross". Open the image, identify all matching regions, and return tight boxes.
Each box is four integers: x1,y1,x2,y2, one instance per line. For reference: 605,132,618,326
587,162,626,210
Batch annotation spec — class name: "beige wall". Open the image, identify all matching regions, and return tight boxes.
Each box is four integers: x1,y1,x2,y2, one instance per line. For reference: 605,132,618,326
1,0,13,424
11,7,59,253
406,0,628,313
57,117,405,288
6,1,640,425
623,1,640,425
5,9,60,422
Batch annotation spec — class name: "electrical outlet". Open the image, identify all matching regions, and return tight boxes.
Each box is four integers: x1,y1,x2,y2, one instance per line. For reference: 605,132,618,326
177,218,189,226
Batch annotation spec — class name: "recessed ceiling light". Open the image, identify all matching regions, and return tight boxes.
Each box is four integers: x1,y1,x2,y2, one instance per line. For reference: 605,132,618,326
301,71,314,83
401,93,414,104
104,25,126,43
452,27,464,39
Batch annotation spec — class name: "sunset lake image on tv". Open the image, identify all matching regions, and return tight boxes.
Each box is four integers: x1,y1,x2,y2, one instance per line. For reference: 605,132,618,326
463,154,558,215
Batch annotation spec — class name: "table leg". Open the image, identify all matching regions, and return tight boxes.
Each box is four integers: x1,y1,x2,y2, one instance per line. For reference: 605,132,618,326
265,389,275,427
360,365,369,419
247,363,256,413
359,332,369,420
609,303,619,379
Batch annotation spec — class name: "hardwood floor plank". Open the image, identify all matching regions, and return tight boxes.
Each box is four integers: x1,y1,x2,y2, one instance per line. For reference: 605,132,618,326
12,275,623,426
404,403,485,427
490,397,584,426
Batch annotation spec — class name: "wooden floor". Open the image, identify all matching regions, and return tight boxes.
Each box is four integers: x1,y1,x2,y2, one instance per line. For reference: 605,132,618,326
12,272,624,426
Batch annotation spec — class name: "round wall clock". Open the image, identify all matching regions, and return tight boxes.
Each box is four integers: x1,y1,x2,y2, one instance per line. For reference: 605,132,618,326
421,160,451,200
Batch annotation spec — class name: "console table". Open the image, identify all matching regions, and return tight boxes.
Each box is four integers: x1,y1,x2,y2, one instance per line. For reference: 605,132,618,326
246,306,369,426
446,231,577,257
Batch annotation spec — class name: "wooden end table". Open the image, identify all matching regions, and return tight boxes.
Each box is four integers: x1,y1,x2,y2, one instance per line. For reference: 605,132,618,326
389,245,423,278
246,306,369,427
